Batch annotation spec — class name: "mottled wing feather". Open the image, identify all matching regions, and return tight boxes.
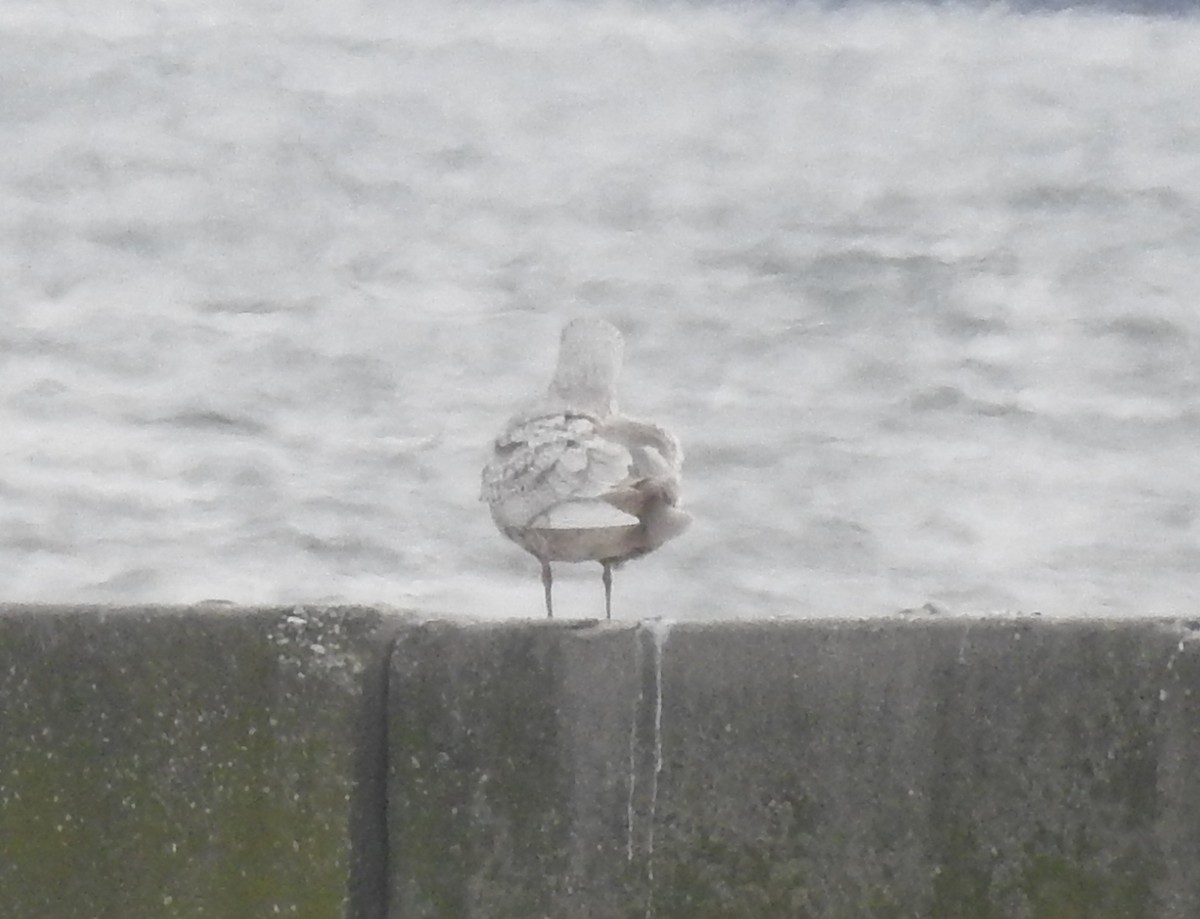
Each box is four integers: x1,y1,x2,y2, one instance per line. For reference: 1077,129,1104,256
481,412,635,529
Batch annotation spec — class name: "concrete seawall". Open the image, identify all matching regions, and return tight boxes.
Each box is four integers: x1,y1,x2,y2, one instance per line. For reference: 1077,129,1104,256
0,605,401,919
3,606,1199,918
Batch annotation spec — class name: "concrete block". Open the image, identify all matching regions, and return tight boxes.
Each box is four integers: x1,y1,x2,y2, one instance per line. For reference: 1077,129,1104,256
388,619,645,919
0,604,405,919
387,617,1200,919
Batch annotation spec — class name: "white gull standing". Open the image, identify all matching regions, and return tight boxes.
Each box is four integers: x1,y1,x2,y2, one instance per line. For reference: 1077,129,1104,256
481,317,690,619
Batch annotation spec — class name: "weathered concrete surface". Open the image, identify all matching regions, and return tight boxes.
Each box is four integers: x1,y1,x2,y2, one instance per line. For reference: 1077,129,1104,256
388,619,646,919
5,608,1199,918
0,604,405,919
388,617,1200,919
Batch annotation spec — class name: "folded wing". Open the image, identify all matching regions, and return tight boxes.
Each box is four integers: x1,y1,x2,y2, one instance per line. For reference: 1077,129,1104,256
482,412,637,530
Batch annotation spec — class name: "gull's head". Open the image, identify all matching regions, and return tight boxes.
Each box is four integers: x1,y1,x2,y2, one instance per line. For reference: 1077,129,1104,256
548,317,624,416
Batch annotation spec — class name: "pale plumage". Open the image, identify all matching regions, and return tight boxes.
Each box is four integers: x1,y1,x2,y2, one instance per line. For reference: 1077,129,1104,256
481,318,690,618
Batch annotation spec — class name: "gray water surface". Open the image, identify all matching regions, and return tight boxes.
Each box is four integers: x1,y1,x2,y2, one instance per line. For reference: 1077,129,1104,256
3,0,1199,618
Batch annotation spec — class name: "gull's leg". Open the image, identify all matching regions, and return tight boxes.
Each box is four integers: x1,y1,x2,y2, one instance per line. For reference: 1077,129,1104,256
541,560,554,619
601,561,613,620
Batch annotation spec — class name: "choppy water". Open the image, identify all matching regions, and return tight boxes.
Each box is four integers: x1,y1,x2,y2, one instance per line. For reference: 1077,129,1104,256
2,0,1199,618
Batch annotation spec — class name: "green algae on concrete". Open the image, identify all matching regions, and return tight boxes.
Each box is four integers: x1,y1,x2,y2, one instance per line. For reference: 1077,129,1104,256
0,604,404,919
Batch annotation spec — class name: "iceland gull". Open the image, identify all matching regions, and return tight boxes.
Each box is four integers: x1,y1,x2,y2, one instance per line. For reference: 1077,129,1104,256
481,317,690,618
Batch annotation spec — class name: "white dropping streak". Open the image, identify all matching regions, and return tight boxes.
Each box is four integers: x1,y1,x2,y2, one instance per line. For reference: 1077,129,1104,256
650,618,673,781
626,629,644,863
644,617,673,917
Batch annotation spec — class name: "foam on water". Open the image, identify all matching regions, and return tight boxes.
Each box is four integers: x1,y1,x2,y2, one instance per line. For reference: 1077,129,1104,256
2,0,1199,616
